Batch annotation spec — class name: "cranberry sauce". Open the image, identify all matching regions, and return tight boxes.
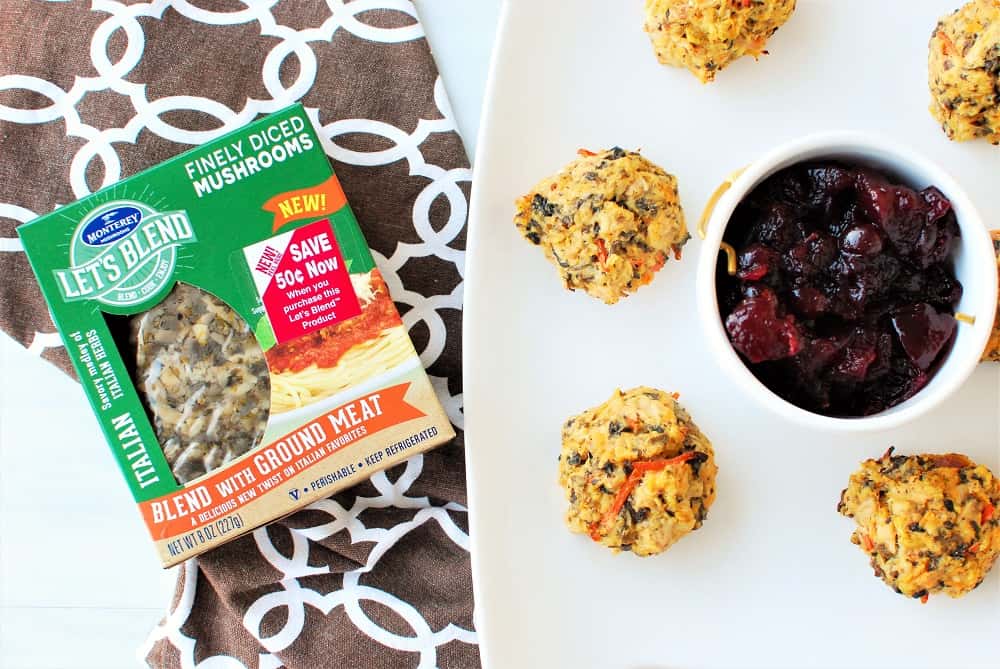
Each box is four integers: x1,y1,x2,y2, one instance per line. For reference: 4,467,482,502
716,162,962,417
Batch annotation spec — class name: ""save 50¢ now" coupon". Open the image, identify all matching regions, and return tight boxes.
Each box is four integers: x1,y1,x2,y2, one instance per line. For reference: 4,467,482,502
243,218,361,344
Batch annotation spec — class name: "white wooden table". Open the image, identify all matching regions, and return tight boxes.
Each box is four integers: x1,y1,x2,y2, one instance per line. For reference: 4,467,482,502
0,1,500,666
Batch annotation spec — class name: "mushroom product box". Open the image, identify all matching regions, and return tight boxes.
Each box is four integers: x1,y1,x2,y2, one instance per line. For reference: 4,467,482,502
17,104,455,567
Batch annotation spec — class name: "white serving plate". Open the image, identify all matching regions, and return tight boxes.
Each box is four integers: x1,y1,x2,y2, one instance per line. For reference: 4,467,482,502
463,2,1000,668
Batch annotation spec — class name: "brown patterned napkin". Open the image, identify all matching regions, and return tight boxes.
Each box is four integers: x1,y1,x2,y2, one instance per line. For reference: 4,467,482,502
0,2,477,667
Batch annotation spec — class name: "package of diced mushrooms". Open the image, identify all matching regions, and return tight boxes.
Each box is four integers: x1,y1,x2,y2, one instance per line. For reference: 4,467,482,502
18,105,454,567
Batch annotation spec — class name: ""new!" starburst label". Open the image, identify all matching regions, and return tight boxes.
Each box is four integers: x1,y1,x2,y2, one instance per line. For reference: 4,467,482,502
53,200,196,309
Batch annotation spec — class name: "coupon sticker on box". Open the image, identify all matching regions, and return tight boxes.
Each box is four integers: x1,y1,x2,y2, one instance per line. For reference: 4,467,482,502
244,219,362,344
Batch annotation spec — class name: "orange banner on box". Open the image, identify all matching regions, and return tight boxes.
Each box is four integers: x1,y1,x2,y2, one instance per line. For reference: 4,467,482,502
138,383,424,539
263,175,347,231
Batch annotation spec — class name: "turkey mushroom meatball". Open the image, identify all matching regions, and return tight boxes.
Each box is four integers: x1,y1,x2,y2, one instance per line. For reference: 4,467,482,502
929,0,1000,144
514,148,687,305
838,448,1000,602
559,387,717,556
643,0,796,83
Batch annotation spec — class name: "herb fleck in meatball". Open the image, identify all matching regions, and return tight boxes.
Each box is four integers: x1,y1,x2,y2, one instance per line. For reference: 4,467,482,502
929,0,1000,144
514,148,687,305
643,0,796,83
559,387,717,556
838,448,1000,602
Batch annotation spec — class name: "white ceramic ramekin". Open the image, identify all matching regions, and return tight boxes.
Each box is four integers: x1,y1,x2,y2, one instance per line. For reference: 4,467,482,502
696,131,998,432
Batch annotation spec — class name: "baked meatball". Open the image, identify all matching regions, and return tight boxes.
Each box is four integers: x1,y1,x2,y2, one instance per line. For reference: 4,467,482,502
514,148,688,305
982,230,1000,361
558,387,717,556
643,0,796,83
929,0,1000,144
837,448,1000,602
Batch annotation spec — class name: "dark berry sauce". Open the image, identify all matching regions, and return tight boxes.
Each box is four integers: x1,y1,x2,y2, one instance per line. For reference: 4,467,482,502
716,162,962,417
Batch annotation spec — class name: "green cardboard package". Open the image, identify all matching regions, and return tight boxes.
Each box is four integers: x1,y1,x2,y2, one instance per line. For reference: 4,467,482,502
18,104,454,567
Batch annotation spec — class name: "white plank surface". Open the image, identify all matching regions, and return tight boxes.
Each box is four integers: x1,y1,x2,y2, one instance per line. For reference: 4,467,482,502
0,1,501,666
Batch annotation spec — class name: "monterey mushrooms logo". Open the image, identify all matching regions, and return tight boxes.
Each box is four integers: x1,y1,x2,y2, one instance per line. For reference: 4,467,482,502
53,200,196,309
